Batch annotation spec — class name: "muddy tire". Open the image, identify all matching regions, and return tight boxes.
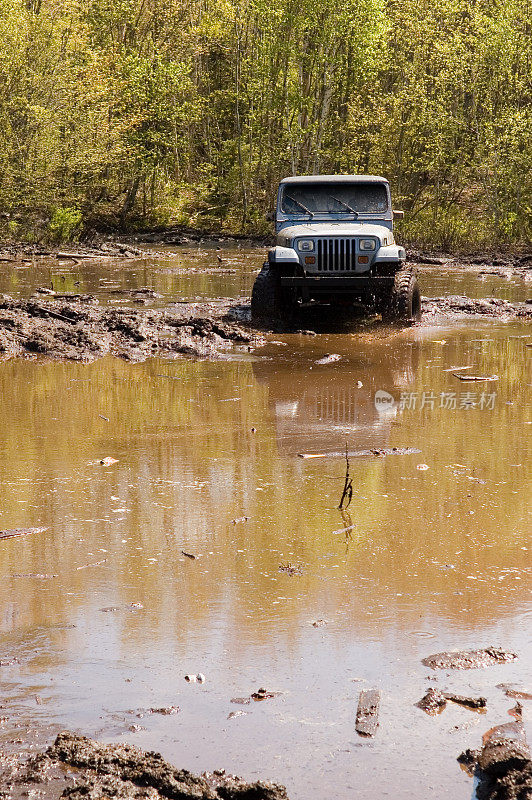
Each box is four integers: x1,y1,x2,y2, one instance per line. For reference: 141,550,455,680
251,264,285,323
382,268,421,323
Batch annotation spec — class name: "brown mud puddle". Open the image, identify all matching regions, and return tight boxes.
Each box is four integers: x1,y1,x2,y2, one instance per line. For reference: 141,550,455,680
0,244,530,800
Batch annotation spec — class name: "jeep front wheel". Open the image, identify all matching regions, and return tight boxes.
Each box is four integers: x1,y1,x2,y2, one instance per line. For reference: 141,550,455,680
382,268,421,323
251,264,285,323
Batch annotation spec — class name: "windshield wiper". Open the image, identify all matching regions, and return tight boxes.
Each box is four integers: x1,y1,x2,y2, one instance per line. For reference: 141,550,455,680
329,196,359,216
284,195,314,217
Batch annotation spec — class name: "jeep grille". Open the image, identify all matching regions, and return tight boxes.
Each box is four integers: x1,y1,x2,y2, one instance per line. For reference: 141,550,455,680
315,238,358,271
310,387,366,425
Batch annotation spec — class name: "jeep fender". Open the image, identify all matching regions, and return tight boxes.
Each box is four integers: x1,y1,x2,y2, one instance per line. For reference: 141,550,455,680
373,244,406,264
268,246,300,265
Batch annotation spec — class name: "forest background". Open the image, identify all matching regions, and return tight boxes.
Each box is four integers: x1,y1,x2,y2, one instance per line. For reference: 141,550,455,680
0,0,530,248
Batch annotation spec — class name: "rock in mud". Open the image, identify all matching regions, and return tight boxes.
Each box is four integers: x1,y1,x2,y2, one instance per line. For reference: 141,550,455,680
251,688,280,701
355,689,380,737
422,647,518,670
479,722,531,775
459,721,532,800
314,353,341,365
45,731,289,799
147,707,180,715
416,688,448,715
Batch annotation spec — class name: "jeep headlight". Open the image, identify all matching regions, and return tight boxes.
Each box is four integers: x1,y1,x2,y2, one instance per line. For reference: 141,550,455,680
359,239,376,251
297,239,314,252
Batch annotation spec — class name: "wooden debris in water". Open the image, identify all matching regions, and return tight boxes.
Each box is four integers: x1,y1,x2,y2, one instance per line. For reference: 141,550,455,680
76,558,107,570
452,373,498,381
56,252,102,260
332,524,356,535
299,447,421,460
0,527,48,541
356,689,381,737
12,572,57,579
416,689,487,714
443,692,487,710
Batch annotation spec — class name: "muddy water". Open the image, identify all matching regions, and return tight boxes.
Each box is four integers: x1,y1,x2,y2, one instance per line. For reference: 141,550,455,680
0,243,260,305
1,242,530,305
0,247,531,800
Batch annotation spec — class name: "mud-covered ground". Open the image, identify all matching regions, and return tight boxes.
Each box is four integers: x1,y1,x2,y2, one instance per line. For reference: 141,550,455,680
0,292,530,363
405,249,532,280
0,296,260,361
2,716,530,800
0,732,289,800
0,241,146,261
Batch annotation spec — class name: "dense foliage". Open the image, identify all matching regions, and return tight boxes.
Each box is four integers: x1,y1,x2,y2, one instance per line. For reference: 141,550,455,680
0,0,530,246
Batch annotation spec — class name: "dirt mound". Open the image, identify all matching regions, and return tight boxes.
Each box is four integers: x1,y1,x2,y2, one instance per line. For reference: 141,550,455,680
459,721,531,800
1,732,289,800
0,297,259,362
422,647,518,670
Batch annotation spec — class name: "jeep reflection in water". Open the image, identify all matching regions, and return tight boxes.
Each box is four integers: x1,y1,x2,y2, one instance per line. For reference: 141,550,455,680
251,175,421,323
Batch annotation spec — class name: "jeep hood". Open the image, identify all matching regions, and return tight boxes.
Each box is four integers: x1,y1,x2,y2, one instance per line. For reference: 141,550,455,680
278,223,392,240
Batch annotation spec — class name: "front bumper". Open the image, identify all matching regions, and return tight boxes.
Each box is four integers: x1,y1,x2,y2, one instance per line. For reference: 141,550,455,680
279,276,394,288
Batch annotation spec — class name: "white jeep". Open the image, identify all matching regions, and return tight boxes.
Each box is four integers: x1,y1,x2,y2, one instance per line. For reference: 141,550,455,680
251,174,421,322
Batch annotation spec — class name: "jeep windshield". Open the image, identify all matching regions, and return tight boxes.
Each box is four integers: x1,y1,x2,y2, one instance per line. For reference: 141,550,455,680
281,182,388,215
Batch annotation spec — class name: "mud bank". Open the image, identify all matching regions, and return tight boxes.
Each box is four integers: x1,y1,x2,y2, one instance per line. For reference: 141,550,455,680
0,241,146,261
408,249,532,279
0,297,257,362
0,731,289,800
0,293,529,362
422,295,532,319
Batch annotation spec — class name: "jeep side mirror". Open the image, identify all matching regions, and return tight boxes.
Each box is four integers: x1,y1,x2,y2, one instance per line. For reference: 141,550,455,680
393,210,404,220
265,211,275,222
